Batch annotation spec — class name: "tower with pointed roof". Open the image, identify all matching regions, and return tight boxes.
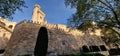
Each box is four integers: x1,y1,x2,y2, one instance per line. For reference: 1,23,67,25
31,4,45,23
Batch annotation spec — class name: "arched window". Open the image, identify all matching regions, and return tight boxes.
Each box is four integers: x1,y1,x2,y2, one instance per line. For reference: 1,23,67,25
8,25,13,29
89,46,100,52
34,27,48,56
100,45,107,51
37,11,39,13
82,45,90,52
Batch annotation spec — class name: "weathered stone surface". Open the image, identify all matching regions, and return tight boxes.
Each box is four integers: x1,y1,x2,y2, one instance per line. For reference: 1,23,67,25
4,21,105,56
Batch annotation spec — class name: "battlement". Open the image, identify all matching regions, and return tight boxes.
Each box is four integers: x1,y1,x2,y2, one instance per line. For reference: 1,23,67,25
23,19,101,38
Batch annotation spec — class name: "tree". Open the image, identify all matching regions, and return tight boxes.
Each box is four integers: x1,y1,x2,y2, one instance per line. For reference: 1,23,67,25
0,0,27,19
65,0,120,36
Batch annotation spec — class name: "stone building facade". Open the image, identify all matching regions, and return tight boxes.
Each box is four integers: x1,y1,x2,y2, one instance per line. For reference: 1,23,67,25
0,17,16,49
4,4,107,56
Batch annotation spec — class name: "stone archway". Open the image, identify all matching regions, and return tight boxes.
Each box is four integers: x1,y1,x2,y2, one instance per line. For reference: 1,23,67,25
34,27,48,56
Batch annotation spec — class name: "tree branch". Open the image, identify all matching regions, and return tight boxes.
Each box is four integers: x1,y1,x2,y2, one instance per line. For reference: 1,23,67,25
109,27,120,38
98,0,120,25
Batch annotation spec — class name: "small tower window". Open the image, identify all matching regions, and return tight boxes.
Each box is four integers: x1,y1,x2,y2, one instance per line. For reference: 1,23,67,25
40,16,42,19
37,11,39,13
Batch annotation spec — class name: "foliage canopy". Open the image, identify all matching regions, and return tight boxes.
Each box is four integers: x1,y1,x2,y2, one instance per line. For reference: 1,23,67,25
65,0,120,36
65,0,120,48
0,0,27,19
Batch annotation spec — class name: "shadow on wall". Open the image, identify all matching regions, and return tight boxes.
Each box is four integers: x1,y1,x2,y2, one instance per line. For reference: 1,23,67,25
34,27,48,56
109,48,120,55
81,45,107,52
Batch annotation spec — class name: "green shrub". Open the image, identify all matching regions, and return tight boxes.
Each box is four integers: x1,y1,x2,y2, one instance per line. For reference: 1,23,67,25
80,52,105,56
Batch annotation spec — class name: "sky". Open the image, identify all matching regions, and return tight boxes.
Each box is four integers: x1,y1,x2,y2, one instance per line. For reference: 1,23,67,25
12,0,76,25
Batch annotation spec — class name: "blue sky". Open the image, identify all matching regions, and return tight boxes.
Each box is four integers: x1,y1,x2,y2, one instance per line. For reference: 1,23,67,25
12,0,76,25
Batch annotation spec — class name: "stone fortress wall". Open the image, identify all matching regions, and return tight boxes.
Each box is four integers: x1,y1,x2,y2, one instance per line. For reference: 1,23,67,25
4,4,108,56
5,20,106,56
0,17,16,49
